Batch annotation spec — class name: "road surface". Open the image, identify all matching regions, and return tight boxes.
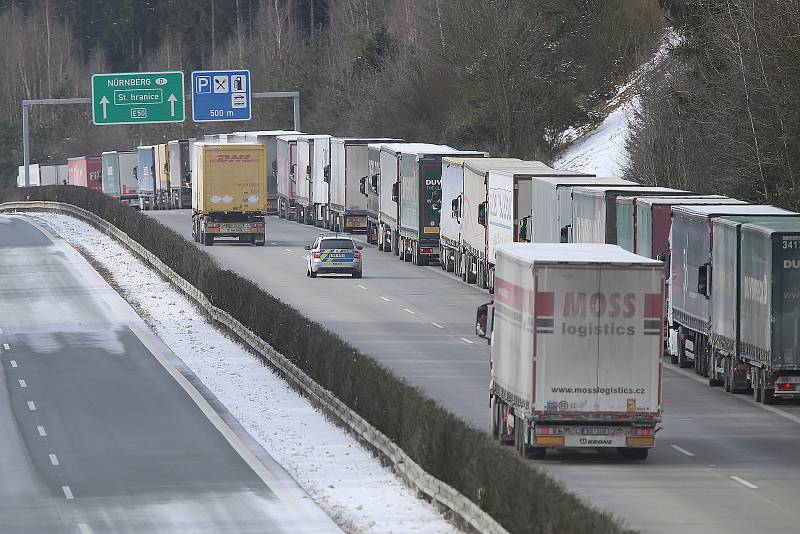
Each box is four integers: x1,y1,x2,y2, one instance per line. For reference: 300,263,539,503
148,209,800,533
0,214,341,534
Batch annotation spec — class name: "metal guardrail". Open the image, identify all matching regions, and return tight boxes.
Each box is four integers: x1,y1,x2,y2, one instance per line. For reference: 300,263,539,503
0,201,509,534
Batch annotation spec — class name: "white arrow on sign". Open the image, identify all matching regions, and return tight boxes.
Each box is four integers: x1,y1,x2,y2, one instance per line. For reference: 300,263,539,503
99,96,109,119
168,94,177,117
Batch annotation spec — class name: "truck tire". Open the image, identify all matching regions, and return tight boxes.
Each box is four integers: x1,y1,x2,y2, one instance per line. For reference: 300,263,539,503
203,231,214,246
752,368,763,402
763,387,776,405
619,448,649,460
466,257,477,284
708,352,723,387
723,359,732,392
352,269,362,279
529,447,547,460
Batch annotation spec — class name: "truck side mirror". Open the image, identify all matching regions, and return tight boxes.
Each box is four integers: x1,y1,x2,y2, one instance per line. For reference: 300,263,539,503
560,225,571,243
323,165,330,183
698,263,710,297
306,165,311,179
451,197,460,220
478,201,487,227
291,163,296,183
360,176,367,196
476,302,494,340
272,161,277,172
520,215,531,242
391,182,399,202
656,251,666,262
371,174,379,193
133,166,138,180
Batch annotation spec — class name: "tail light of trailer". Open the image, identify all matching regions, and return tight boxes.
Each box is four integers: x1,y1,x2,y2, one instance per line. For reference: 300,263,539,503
535,426,563,436
534,426,564,446
354,250,361,259
631,427,652,436
777,383,796,392
207,222,220,228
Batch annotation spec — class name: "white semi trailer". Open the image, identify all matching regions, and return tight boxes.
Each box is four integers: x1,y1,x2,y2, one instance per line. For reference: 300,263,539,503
478,243,664,460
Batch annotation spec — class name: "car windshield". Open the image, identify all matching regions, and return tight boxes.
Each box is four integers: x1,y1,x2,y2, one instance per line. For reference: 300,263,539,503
320,239,354,250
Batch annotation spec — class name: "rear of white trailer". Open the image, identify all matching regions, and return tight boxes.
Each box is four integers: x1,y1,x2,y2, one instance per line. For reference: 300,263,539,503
479,243,664,460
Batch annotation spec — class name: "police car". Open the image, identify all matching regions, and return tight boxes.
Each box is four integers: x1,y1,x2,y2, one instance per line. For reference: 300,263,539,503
305,234,363,278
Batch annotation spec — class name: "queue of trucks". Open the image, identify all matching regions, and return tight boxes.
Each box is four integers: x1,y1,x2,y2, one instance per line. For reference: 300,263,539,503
21,124,800,461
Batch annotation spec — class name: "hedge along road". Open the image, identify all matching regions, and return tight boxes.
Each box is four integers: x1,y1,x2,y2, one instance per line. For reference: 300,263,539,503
0,214,341,533
149,210,800,534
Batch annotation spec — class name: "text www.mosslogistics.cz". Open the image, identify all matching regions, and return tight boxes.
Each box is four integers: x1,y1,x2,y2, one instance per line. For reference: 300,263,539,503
551,386,646,395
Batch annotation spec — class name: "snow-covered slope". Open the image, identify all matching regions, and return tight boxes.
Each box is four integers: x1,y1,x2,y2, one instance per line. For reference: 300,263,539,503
554,32,676,176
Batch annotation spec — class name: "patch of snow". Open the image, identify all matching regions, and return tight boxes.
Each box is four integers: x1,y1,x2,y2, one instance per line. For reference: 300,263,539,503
554,30,678,176
27,212,460,534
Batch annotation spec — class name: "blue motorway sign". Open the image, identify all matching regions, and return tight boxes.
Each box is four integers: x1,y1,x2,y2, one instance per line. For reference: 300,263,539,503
191,69,252,122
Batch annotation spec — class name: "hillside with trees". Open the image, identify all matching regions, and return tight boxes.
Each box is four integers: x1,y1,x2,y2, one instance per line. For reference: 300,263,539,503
0,0,664,187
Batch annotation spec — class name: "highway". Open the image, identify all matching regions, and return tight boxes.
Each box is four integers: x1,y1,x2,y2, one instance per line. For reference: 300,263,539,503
150,209,800,533
0,215,341,534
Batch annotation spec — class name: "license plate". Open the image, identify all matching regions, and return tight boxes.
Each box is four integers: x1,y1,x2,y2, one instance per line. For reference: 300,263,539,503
221,223,246,232
581,427,610,435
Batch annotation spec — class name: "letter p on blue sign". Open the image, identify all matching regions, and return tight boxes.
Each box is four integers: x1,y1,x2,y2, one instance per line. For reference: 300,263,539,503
195,76,211,94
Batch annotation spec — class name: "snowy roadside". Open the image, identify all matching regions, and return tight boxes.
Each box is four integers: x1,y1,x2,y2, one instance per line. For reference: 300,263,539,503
554,30,678,176
27,212,460,534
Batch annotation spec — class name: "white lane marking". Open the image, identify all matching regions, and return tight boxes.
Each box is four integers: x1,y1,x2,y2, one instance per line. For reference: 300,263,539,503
356,284,367,290
18,379,26,388
430,322,444,329
62,486,74,500
37,426,46,437
403,308,416,315
285,248,293,253
78,524,92,534
10,360,17,368
2,343,9,350
270,242,278,245
459,337,475,344
379,296,391,302
730,475,758,489
666,365,800,425
49,454,59,466
670,444,695,457
27,401,36,411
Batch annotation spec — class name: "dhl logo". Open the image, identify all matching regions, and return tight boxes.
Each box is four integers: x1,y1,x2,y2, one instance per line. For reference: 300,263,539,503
215,154,254,163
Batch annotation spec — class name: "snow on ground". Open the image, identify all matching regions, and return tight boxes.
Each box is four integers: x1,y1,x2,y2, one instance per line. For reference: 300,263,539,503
554,31,678,176
27,212,460,534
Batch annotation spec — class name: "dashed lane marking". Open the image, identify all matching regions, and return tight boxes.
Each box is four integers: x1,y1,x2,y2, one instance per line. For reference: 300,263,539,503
2,344,9,350
285,248,293,253
78,524,92,534
270,242,278,245
730,476,758,489
49,454,59,466
379,296,391,302
18,379,26,388
459,337,475,345
430,322,444,329
62,486,74,500
27,401,36,411
403,308,416,315
37,426,46,437
10,360,17,368
356,284,367,290
670,444,695,457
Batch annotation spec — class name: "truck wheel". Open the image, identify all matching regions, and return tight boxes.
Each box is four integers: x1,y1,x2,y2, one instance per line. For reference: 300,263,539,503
351,270,362,279
723,359,732,392
530,447,547,460
254,239,265,247
466,258,477,284
708,352,723,387
752,369,763,402
203,231,214,246
763,387,776,405
619,448,649,460
309,268,317,278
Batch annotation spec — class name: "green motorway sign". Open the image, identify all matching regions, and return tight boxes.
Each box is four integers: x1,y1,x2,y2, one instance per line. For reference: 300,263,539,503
91,71,185,125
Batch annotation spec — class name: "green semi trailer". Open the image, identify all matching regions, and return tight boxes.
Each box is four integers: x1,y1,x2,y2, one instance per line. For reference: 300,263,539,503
709,217,800,402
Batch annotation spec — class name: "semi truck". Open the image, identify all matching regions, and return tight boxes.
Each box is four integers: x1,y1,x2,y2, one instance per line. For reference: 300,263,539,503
154,143,170,209
571,186,688,244
191,142,267,247
101,151,139,206
478,243,664,460
276,134,302,219
440,157,505,273
168,140,192,209
707,217,800,401
39,165,58,186
484,165,599,291
239,130,303,215
531,175,629,243
296,134,331,226
136,146,156,210
670,204,793,371
67,156,102,190
363,143,383,244
17,164,40,187
329,138,400,233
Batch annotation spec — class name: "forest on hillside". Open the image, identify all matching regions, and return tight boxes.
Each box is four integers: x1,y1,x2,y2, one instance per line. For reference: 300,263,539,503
0,0,664,187
627,0,800,210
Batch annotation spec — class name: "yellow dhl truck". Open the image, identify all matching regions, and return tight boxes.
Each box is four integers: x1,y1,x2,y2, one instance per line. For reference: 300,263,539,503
191,142,267,246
